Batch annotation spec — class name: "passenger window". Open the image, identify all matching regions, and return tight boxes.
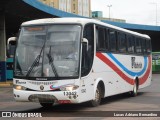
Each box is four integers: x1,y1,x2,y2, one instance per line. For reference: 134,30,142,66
127,35,135,53
109,29,117,52
141,39,146,54
118,32,126,53
136,38,142,54
146,39,151,54
96,26,106,51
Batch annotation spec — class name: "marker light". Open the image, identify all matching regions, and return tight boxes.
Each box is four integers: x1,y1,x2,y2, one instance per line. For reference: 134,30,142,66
60,85,79,91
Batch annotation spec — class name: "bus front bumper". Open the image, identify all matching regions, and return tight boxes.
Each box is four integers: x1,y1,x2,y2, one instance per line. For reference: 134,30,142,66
13,89,79,104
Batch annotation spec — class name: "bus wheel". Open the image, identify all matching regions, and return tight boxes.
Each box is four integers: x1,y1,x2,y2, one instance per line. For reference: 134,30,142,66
40,103,53,108
130,80,138,97
89,85,102,107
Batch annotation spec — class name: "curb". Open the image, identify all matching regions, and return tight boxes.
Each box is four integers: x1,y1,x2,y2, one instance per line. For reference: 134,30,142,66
0,81,13,87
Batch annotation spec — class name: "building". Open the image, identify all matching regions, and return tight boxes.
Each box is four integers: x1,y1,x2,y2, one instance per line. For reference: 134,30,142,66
92,11,126,23
92,11,103,18
38,0,91,17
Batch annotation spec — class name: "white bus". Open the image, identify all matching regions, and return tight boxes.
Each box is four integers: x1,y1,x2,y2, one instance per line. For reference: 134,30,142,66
13,18,152,107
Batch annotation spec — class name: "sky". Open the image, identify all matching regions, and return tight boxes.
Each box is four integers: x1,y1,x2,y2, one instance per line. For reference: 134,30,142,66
91,0,160,26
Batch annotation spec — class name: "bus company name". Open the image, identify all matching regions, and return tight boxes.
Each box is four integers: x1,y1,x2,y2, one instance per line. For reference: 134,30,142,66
16,80,26,84
131,57,142,69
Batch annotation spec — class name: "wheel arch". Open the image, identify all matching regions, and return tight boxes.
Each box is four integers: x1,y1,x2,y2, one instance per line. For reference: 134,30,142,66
94,78,105,98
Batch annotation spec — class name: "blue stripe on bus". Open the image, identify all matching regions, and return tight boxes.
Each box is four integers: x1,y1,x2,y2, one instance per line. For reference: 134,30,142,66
107,53,148,77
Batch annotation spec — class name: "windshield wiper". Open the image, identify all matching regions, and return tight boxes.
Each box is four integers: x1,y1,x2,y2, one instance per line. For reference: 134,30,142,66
26,43,45,77
47,46,59,78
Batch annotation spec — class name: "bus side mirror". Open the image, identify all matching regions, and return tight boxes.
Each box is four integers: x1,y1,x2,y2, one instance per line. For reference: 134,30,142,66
82,38,88,51
7,37,17,58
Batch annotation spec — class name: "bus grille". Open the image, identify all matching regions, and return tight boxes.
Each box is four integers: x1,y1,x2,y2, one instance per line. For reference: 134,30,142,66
28,81,56,86
28,94,57,103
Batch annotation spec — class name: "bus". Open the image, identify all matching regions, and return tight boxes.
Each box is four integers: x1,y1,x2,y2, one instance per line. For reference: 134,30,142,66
152,52,160,72
13,18,152,107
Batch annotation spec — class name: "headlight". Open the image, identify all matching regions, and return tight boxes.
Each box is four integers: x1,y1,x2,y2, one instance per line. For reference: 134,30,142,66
60,85,79,91
14,85,27,90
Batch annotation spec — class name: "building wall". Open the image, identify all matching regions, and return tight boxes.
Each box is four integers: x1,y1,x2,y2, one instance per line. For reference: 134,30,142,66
82,0,90,17
66,0,71,13
78,0,82,16
39,0,59,8
38,0,90,17
71,0,78,14
59,0,67,11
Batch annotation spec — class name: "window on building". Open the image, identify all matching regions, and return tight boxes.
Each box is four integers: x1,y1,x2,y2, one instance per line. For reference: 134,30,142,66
50,2,54,7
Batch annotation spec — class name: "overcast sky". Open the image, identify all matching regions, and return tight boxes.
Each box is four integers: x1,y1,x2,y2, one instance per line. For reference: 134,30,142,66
91,0,160,26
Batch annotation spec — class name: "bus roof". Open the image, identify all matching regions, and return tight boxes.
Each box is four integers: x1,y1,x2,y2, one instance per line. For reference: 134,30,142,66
22,18,150,39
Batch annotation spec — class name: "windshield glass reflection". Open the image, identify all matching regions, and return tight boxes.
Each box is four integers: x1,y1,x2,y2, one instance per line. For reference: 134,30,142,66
14,25,81,79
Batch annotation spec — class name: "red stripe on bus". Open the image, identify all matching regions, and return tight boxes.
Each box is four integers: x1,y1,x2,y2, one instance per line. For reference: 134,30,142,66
139,56,151,85
96,53,151,85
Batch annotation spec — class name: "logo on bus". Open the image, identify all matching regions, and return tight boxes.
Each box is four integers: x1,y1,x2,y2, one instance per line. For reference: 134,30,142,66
131,57,142,69
40,85,44,90
16,80,26,84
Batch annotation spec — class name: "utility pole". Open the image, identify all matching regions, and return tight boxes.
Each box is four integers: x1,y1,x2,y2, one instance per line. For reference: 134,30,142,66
107,5,112,20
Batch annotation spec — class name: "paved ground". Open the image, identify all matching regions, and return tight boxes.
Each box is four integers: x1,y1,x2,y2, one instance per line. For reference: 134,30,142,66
0,74,160,120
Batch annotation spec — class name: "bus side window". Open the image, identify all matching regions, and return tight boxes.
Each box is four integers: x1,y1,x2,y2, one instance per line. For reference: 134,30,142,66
96,26,107,51
118,32,126,53
127,35,135,53
135,37,142,54
146,39,151,54
142,39,146,55
109,29,117,52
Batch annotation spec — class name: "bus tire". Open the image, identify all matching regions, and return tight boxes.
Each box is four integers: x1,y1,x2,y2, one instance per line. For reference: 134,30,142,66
40,102,53,108
89,85,102,107
130,79,138,97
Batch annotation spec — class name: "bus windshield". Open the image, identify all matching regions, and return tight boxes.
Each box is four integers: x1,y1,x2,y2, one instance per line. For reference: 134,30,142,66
14,25,81,79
